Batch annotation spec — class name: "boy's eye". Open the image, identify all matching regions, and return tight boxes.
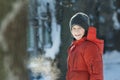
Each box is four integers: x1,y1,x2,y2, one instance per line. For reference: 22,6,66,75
73,28,76,30
72,28,81,31
72,28,76,30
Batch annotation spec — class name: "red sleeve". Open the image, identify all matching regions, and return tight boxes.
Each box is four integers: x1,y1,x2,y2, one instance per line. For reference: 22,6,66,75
84,43,103,80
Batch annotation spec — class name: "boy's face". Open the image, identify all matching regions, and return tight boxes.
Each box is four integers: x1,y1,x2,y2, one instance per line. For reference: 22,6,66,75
71,25,85,40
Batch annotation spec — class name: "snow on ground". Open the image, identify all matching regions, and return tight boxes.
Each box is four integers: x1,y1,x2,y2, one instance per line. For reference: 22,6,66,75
103,50,120,80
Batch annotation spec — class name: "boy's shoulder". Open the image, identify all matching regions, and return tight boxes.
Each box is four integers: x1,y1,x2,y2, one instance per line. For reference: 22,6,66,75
81,40,98,48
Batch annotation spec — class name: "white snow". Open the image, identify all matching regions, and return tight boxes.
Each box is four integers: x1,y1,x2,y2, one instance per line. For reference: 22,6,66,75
103,50,120,80
112,12,120,30
28,56,60,80
28,0,61,80
42,0,61,59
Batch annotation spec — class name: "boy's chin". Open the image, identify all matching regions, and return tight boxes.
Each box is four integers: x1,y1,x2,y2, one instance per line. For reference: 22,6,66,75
75,37,82,40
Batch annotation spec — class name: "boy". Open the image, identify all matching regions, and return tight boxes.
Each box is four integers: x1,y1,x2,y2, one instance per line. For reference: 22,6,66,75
66,12,104,80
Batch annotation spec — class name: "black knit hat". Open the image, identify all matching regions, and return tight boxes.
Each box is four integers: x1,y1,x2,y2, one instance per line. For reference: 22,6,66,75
69,12,90,30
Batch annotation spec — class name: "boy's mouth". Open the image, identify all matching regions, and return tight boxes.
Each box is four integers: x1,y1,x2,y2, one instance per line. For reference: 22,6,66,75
75,34,81,37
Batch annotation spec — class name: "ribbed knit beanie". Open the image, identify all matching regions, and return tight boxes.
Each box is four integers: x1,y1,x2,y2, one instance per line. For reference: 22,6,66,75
69,12,90,30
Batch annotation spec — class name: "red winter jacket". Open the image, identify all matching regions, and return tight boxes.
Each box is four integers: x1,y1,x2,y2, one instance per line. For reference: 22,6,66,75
66,27,104,80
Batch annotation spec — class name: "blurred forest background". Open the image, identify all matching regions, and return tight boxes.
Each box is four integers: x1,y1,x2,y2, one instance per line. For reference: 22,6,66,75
0,0,120,80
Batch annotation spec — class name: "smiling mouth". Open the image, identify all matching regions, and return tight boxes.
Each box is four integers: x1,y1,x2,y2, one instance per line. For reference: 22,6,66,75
75,34,81,37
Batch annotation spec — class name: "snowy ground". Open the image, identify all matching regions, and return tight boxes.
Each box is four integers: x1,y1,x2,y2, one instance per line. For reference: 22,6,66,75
103,50,120,80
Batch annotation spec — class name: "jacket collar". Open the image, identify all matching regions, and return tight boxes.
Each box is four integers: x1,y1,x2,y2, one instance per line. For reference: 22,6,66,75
72,37,86,45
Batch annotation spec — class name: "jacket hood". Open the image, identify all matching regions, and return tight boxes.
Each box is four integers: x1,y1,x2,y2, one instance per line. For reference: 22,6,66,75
87,26,104,54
